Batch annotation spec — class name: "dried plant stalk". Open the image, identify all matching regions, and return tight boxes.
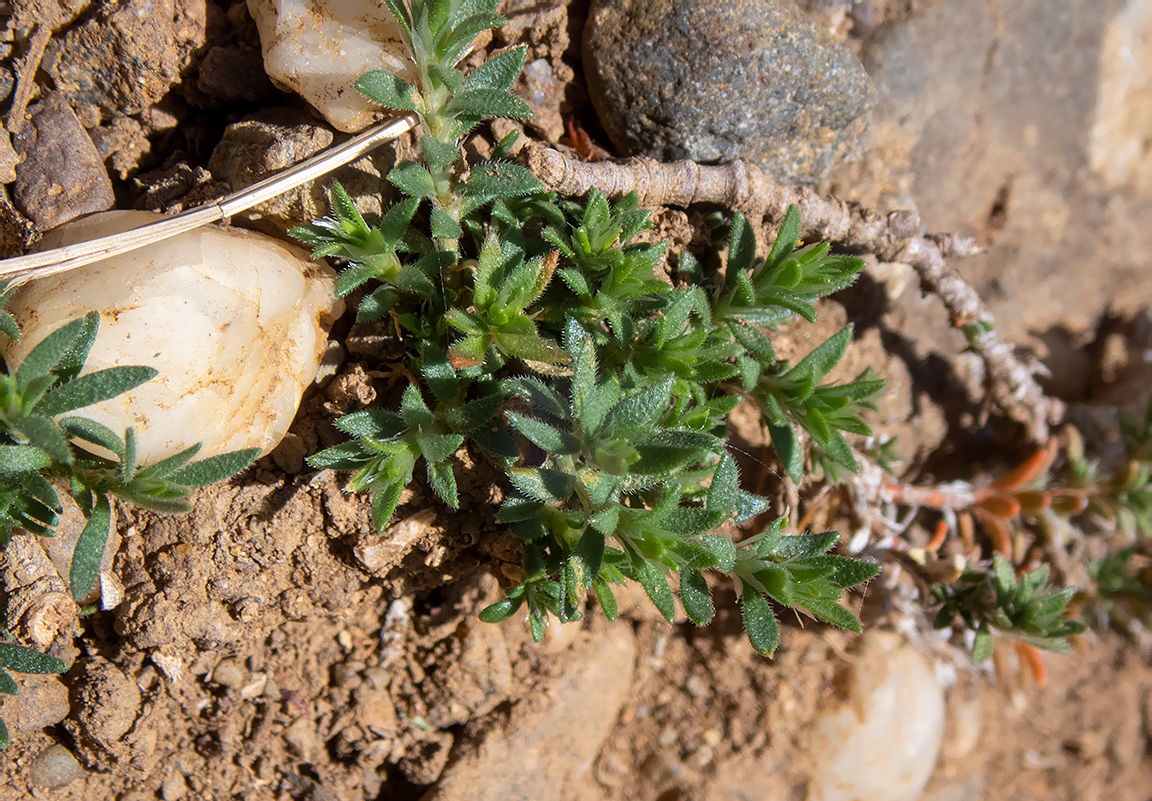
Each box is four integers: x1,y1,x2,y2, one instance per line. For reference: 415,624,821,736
525,144,1063,442
0,114,416,284
6,26,51,135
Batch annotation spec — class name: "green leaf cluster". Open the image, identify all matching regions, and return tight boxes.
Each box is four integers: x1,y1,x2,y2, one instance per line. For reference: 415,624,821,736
1088,547,1152,629
731,518,882,654
1062,393,1152,540
931,554,1087,661
300,2,885,654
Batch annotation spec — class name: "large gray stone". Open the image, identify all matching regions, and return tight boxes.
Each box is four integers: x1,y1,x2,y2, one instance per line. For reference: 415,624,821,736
583,0,875,184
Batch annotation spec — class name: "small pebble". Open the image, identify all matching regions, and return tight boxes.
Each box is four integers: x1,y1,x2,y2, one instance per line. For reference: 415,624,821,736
211,659,246,691
283,717,320,761
353,685,397,735
11,93,114,229
28,744,84,789
808,633,944,801
161,773,188,801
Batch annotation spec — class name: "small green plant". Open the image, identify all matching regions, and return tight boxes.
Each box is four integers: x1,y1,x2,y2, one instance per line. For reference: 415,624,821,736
0,303,260,601
297,0,883,654
1064,395,1152,540
0,288,259,749
1087,547,1152,628
930,554,1087,663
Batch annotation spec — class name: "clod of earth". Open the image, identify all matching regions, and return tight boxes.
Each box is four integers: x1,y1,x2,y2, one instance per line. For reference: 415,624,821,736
2,210,343,463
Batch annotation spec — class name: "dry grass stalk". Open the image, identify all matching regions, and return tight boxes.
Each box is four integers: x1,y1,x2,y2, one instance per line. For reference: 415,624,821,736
0,114,417,284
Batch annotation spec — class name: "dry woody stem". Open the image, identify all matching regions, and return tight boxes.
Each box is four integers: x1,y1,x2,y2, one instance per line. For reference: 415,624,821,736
6,26,51,135
526,144,1064,443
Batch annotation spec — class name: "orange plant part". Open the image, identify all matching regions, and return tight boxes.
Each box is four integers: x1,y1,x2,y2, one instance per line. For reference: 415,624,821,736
566,120,602,163
1015,640,1049,688
876,438,1059,561
925,519,948,553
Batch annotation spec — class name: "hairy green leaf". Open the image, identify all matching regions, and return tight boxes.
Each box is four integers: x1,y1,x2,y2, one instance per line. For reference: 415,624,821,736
170,449,260,487
464,45,526,91
357,71,418,110
741,584,780,655
0,644,67,674
69,492,112,601
16,317,86,384
389,160,437,198
680,569,714,626
34,366,157,417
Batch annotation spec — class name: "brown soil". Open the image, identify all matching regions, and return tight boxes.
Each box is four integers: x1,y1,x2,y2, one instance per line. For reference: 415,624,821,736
2,1,1152,800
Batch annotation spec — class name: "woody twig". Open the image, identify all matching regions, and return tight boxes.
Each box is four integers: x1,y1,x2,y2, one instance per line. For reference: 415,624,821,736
525,144,1064,443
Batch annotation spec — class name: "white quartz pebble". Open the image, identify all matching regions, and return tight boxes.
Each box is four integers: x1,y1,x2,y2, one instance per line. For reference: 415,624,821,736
246,0,417,133
807,633,945,801
4,211,343,464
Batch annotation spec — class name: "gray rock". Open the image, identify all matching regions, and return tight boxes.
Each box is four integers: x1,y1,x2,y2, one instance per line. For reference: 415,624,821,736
583,0,875,184
839,0,1152,354
11,94,115,229
28,744,84,789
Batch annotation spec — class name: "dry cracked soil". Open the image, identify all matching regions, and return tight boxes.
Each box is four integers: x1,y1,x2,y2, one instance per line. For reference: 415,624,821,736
1,0,1152,799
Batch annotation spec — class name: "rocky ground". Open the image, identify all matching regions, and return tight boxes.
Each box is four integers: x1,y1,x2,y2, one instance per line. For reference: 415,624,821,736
1,0,1152,799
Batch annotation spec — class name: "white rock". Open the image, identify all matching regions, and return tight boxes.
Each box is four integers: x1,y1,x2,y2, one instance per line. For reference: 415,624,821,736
246,0,417,133
808,633,945,801
4,211,343,464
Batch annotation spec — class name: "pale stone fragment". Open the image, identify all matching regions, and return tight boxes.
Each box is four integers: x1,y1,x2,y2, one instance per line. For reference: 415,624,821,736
4,211,343,464
807,633,945,801
1090,0,1152,191
246,0,417,133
